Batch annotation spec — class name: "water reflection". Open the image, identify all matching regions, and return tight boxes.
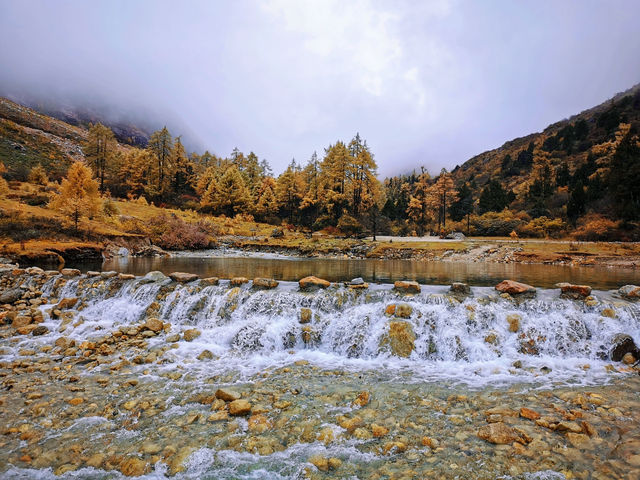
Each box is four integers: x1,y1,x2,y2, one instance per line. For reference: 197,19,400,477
78,255,640,289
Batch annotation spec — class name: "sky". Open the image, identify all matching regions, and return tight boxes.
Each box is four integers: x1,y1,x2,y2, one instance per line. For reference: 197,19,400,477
1,0,639,177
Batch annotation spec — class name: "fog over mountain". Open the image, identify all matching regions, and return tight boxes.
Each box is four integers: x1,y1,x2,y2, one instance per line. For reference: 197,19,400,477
1,0,639,175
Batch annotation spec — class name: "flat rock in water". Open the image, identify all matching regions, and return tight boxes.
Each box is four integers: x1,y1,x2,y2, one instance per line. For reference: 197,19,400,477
619,285,640,300
495,280,535,295
556,282,592,299
299,276,331,291
394,281,421,294
169,272,199,283
252,278,278,289
450,282,471,295
231,277,249,286
141,271,167,283
477,422,528,444
60,268,81,277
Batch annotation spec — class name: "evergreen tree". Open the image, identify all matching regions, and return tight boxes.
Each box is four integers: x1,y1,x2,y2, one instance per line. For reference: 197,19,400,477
170,137,196,196
85,123,116,193
254,177,278,221
478,180,511,213
50,162,101,231
449,182,474,224
609,131,640,220
147,127,173,194
276,160,306,223
567,180,586,222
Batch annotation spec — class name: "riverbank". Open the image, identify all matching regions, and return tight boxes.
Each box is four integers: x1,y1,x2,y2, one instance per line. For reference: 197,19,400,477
1,267,639,478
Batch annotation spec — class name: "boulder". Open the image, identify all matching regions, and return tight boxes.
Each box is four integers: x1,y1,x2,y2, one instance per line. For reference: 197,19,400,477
228,399,252,416
183,328,201,341
379,321,416,357
345,277,369,289
271,228,284,238
556,283,592,299
169,272,199,283
477,422,529,445
450,282,471,295
60,268,81,277
506,314,521,333
141,271,167,283
12,316,32,328
393,280,421,294
200,277,219,286
611,334,639,362
56,297,78,310
495,280,535,296
231,277,249,286
445,231,466,240
253,278,279,289
299,308,312,324
25,266,44,275
619,285,640,301
118,273,136,280
216,388,241,402
144,317,164,333
394,303,413,318
32,326,49,336
299,276,331,291
100,271,119,278
0,288,24,304
135,245,169,257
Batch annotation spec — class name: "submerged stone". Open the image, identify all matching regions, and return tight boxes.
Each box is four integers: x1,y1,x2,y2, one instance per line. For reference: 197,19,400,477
379,321,416,357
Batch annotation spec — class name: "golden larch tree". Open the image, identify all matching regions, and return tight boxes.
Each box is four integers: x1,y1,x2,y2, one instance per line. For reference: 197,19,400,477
50,162,102,231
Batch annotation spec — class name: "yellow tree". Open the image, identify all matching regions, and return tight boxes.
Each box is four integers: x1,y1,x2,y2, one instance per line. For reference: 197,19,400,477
0,162,9,197
319,141,350,221
430,170,457,232
118,149,156,198
50,162,101,231
254,177,278,221
28,164,49,186
405,169,432,233
85,123,117,193
276,160,306,223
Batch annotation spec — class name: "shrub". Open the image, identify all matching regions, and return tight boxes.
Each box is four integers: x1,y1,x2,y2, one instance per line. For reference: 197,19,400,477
146,214,217,250
103,198,120,217
337,214,363,237
517,216,566,238
572,214,620,241
471,210,529,236
28,164,48,185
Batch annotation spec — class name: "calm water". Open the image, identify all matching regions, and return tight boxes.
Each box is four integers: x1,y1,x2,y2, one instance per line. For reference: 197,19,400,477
69,253,640,289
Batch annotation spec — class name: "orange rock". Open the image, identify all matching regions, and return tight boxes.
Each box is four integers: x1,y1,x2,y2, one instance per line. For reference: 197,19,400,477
353,391,370,407
385,304,396,316
519,407,541,420
371,424,389,437
299,276,331,290
495,280,535,295
68,397,84,406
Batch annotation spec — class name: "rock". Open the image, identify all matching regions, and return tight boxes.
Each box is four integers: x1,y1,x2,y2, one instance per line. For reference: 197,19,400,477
353,391,370,407
166,334,180,342
619,285,640,300
506,314,521,333
520,407,541,420
120,457,148,477
485,332,499,345
85,453,105,468
0,288,24,304
60,268,81,276
371,424,389,437
611,334,639,362
231,277,249,286
198,350,214,360
183,329,201,341
141,271,167,283
299,276,331,290
309,455,329,472
477,422,528,444
144,317,164,333
556,421,582,433
252,278,278,289
118,273,136,280
556,283,592,299
345,277,369,289
450,282,471,295
299,308,312,324
422,436,439,449
141,442,162,455
169,272,199,283
393,280,421,294
135,245,168,257
100,271,119,278
228,399,252,415
379,321,416,357
350,277,365,285
445,231,466,240
328,458,342,470
200,277,219,286
622,352,636,364
394,303,413,318
495,280,536,296
12,315,32,328
216,388,241,402
271,227,284,238
25,266,44,275
32,326,49,336
56,297,78,310
601,308,616,318
68,397,84,406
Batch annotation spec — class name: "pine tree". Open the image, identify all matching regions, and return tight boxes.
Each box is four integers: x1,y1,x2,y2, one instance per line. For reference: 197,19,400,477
449,182,474,233
405,169,432,233
431,170,457,231
118,149,156,198
147,127,173,193
609,131,640,221
215,165,251,216
320,141,350,221
478,180,511,214
276,160,306,223
171,137,196,196
254,177,278,221
50,162,101,231
85,123,116,193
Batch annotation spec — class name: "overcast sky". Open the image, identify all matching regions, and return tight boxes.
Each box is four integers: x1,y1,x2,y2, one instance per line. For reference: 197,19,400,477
1,0,639,176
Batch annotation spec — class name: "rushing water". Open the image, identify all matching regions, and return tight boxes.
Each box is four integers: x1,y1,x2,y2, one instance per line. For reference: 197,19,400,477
2,268,640,479
74,251,640,289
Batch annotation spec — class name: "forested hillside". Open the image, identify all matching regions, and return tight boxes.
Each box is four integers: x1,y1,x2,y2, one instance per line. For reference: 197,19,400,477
0,84,639,241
